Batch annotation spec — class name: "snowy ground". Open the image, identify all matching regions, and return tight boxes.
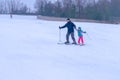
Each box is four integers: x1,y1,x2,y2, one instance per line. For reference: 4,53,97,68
0,15,120,80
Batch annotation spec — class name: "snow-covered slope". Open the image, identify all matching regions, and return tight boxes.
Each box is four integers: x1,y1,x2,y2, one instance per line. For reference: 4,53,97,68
0,15,120,80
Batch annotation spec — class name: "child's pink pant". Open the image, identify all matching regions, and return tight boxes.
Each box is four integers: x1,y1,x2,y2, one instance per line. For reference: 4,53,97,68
78,36,84,44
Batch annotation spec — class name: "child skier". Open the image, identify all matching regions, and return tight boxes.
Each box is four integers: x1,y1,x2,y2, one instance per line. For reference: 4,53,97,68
77,27,86,45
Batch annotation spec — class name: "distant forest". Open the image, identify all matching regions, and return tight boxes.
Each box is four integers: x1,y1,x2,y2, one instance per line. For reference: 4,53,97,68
0,0,120,21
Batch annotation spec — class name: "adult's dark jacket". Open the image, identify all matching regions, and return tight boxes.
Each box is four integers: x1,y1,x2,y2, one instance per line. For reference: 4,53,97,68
60,21,76,33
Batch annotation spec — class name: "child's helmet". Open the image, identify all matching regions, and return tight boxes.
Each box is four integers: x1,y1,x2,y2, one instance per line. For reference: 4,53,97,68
78,27,81,29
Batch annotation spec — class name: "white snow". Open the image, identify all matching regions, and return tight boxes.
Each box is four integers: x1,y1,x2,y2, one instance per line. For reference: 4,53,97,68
0,15,120,80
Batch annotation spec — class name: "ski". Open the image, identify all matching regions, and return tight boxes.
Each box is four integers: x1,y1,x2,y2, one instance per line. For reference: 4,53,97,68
57,42,85,46
57,42,71,45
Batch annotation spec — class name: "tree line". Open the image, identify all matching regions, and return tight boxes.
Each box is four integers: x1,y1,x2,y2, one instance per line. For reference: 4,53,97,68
0,0,120,21
0,0,30,14
35,0,120,21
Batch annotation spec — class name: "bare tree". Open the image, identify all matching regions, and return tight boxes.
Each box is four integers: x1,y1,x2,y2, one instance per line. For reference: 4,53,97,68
110,0,120,17
0,0,8,14
54,0,62,17
35,0,47,15
0,1,4,13
5,0,28,17
74,0,86,18
61,0,76,18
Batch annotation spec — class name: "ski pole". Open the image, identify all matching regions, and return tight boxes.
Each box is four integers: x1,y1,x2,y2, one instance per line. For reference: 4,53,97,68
59,27,61,42
86,32,92,40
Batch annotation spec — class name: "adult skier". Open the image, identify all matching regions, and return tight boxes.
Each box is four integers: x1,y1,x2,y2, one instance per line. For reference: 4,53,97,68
59,18,77,44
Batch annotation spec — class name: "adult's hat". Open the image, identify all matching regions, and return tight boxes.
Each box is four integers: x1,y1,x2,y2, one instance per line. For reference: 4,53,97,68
67,18,70,20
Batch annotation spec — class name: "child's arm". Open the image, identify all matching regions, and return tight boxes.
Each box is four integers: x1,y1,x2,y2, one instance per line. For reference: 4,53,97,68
83,31,86,33
82,30,86,33
81,30,86,33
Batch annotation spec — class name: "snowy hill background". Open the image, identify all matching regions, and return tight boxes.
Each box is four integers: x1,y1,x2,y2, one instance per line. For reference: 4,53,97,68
0,15,120,80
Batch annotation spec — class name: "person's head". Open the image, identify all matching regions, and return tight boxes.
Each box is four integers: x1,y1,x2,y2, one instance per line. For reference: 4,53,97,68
78,27,81,30
66,18,70,22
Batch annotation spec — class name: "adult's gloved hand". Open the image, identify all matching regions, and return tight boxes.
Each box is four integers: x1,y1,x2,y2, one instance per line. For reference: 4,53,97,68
59,26,61,29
